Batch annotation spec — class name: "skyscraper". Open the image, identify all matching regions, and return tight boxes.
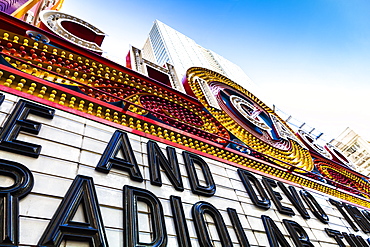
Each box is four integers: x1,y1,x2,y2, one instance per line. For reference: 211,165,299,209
142,20,255,92
331,128,370,175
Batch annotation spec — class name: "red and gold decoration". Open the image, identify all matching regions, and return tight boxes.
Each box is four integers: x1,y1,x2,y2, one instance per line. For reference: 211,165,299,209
297,130,333,159
315,158,370,198
296,129,367,196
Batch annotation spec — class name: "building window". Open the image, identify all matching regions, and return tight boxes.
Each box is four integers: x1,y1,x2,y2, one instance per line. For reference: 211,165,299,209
346,142,360,155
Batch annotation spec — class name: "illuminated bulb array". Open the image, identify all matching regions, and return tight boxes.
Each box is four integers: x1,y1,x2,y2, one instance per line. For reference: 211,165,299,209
140,95,204,126
0,38,138,103
0,47,310,174
137,95,229,142
315,160,370,197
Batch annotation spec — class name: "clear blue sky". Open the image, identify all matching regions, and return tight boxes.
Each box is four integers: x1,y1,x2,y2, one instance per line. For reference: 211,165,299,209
61,0,370,141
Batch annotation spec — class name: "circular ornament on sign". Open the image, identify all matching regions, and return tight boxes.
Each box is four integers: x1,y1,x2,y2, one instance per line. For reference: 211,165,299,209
297,130,333,160
39,10,105,53
325,143,354,169
185,67,313,172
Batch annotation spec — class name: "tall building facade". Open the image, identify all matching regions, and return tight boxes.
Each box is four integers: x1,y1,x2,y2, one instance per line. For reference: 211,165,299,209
142,20,255,92
331,128,370,176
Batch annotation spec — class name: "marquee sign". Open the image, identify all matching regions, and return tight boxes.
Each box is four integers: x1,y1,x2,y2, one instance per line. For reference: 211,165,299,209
1,11,370,247
0,92,369,246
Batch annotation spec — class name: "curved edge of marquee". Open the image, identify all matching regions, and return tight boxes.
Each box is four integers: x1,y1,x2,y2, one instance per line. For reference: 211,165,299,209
39,10,106,53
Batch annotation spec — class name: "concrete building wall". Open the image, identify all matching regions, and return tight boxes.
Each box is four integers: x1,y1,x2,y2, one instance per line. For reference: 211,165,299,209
143,20,254,88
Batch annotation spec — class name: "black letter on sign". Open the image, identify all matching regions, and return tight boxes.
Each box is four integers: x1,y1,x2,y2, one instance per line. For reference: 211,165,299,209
278,182,310,219
0,159,33,246
0,93,5,106
362,210,370,222
0,99,54,157
95,130,143,182
325,228,346,247
123,185,167,247
148,141,183,191
329,199,358,232
283,219,314,247
238,169,270,209
192,201,233,247
261,215,290,247
356,234,370,247
300,190,329,223
182,151,216,196
262,178,294,216
343,232,369,247
38,175,108,246
227,208,250,247
344,204,370,233
170,196,191,247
